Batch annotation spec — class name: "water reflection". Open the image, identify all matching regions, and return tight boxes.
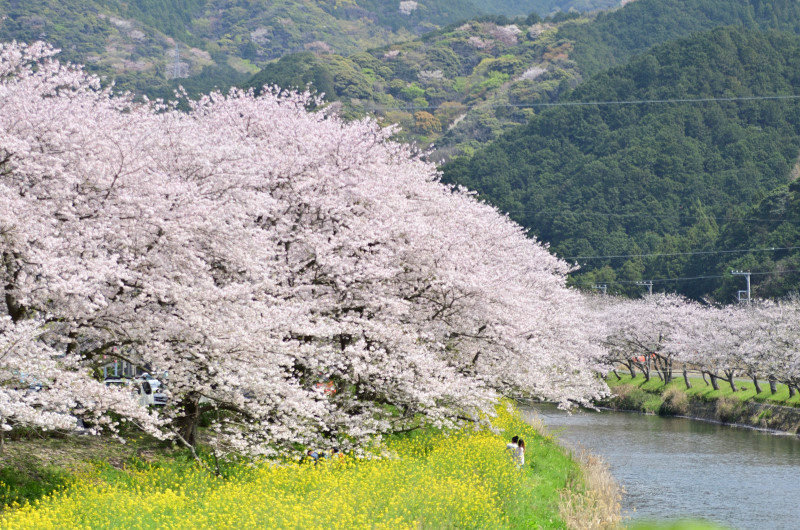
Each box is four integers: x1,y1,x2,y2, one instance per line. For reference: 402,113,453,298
526,404,800,529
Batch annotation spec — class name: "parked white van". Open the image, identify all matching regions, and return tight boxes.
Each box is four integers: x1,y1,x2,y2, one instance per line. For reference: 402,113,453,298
104,376,167,407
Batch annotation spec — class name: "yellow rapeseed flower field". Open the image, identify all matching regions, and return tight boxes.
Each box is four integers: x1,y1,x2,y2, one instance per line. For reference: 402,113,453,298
0,404,579,529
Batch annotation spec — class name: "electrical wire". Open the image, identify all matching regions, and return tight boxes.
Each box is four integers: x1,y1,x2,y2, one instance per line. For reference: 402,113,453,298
368,94,800,113
562,245,800,261
505,209,800,224
571,268,800,286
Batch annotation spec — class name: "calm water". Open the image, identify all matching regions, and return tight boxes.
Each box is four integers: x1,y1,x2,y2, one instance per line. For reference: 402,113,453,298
525,404,800,529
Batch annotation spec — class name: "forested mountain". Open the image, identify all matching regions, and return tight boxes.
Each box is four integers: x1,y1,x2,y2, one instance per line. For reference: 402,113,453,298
442,27,800,300
470,1,621,17
243,0,800,158
558,0,800,76
710,182,800,301
0,0,486,98
243,12,587,158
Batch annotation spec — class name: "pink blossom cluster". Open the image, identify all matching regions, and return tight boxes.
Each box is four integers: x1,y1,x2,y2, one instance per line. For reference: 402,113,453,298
0,42,607,456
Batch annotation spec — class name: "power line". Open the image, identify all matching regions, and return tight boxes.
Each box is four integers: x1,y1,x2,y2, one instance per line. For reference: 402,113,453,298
368,94,800,113
571,268,800,286
562,245,800,261
508,209,800,224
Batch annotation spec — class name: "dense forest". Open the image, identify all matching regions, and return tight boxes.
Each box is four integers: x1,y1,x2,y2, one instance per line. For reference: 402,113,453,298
558,0,800,76
442,27,800,301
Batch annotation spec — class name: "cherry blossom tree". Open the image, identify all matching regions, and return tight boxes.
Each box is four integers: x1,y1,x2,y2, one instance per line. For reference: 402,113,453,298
1,41,608,457
746,298,800,397
670,304,746,392
599,294,701,385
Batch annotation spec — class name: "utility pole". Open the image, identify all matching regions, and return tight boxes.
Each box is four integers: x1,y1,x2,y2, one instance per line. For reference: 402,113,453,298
636,280,653,296
731,270,751,303
592,283,608,295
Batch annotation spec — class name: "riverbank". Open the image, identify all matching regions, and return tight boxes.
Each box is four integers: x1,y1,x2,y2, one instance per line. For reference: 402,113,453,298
0,405,620,528
604,374,800,435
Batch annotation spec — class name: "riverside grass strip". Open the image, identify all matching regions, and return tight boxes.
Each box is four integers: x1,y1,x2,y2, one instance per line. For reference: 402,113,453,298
608,374,800,408
0,404,614,529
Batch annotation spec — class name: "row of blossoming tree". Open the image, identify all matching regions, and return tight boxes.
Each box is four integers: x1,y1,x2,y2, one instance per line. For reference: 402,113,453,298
595,293,800,397
0,42,610,457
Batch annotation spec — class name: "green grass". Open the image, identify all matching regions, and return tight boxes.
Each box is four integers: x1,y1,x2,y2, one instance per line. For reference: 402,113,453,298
0,464,72,510
608,374,800,408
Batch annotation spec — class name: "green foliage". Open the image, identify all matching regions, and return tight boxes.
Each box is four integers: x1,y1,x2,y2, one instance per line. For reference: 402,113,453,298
242,14,585,149
709,180,800,300
442,27,800,299
114,0,206,46
756,409,773,421
243,52,337,99
471,1,620,18
0,0,493,101
608,384,650,412
608,374,800,408
559,0,800,76
0,462,72,509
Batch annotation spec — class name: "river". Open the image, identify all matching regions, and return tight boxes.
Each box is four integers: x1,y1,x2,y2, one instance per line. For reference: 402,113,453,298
525,404,800,529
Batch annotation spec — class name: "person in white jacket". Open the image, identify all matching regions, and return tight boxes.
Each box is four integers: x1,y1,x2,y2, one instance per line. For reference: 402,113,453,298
516,439,525,468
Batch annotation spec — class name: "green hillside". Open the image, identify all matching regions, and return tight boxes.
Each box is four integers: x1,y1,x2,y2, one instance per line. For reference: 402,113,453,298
243,0,800,158
441,27,800,300
558,0,800,76
0,0,485,98
472,1,622,17
243,12,589,158
710,181,800,301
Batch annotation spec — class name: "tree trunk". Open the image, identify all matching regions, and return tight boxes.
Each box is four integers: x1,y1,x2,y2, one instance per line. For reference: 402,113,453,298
683,367,692,389
702,372,709,386
612,369,621,381
176,392,202,448
789,385,796,398
709,373,720,391
769,376,778,395
628,364,636,378
724,371,737,392
751,375,762,395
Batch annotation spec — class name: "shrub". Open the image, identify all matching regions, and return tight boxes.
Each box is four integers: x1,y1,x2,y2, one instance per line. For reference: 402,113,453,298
716,396,745,424
610,384,649,411
643,394,664,414
659,387,690,416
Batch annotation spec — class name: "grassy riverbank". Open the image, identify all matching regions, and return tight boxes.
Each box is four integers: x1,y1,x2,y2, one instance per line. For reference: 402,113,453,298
607,374,800,411
0,405,620,529
605,374,800,434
